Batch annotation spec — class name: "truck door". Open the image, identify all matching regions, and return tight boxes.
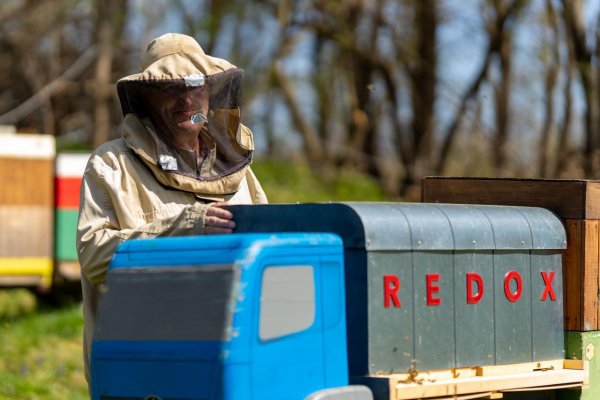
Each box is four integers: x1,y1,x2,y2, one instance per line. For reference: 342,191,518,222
251,258,325,399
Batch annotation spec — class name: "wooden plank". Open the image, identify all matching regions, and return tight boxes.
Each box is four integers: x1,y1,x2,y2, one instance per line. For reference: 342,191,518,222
0,158,54,206
563,359,588,370
381,360,567,385
0,133,54,158
0,275,45,287
584,220,599,330
586,182,600,219
0,206,53,257
562,220,600,331
421,177,596,219
391,367,588,400
475,360,564,377
564,220,583,330
0,257,53,289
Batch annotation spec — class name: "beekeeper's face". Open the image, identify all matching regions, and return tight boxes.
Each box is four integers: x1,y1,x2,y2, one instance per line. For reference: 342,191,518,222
147,82,209,136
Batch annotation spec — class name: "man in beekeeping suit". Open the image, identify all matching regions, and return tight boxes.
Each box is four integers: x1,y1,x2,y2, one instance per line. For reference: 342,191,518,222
77,32,268,384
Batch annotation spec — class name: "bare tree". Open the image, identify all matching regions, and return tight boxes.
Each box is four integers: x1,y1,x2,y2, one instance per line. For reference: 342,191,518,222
1,0,599,196
92,0,129,148
561,0,600,176
537,0,560,178
400,0,438,194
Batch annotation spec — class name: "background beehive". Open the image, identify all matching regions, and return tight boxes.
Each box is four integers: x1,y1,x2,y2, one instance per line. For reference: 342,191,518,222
54,153,89,280
0,133,55,289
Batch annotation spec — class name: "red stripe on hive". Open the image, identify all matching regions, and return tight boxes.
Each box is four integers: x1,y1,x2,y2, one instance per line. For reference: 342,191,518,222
55,177,82,209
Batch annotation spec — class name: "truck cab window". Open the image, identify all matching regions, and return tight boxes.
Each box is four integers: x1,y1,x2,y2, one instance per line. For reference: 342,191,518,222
259,265,315,340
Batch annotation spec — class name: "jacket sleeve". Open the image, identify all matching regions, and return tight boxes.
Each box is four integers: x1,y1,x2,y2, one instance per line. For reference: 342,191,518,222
76,154,209,285
246,167,269,204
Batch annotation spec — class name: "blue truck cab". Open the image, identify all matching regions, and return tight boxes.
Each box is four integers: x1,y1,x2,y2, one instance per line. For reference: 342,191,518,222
91,233,350,400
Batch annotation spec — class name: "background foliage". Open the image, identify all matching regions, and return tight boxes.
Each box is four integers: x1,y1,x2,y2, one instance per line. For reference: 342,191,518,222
0,0,599,199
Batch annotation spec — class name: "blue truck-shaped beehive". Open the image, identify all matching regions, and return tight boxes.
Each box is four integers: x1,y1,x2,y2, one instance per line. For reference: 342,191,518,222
91,203,588,400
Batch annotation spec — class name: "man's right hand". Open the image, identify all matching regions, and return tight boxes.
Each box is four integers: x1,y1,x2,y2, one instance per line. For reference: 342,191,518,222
204,202,235,234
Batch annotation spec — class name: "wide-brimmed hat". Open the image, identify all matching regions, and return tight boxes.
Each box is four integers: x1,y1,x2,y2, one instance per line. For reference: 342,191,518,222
117,33,244,116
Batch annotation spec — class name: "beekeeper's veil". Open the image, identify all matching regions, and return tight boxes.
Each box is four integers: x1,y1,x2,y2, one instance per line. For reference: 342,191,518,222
116,33,253,185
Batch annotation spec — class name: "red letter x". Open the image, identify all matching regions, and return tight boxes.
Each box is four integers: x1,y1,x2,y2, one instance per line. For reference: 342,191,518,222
540,271,556,301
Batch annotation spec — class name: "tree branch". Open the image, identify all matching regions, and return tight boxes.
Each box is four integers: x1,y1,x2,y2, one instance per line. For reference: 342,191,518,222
0,45,97,125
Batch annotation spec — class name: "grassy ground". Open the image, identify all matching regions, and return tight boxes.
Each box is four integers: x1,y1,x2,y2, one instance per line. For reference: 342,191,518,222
251,159,388,203
0,290,87,400
0,161,388,399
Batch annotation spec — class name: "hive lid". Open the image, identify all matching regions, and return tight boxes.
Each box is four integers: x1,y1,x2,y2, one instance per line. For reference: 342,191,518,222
228,202,566,251
422,177,600,220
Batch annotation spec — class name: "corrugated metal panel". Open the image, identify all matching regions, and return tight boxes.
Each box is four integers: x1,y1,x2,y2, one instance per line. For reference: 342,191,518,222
531,251,565,360
517,206,567,249
453,251,495,366
493,251,532,364
345,203,565,251
340,203,412,250
436,205,495,249
412,251,455,371
367,251,413,373
230,203,566,251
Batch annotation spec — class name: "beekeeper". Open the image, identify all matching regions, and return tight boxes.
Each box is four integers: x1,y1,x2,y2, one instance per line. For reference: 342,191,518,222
77,32,268,383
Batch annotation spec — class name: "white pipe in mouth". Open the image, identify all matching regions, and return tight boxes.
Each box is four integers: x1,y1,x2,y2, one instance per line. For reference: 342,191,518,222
190,112,207,125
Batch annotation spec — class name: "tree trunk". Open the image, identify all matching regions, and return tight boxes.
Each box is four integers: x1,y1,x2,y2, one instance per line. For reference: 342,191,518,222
561,0,598,176
406,0,437,189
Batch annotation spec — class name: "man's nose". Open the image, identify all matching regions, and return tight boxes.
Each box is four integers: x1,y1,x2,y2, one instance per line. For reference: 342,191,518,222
175,92,194,105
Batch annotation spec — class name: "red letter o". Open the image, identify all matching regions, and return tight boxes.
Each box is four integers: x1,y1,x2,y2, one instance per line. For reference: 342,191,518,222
504,270,522,302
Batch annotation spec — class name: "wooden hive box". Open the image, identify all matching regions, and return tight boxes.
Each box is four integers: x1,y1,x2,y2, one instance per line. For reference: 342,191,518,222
0,133,55,289
54,153,89,281
421,177,600,331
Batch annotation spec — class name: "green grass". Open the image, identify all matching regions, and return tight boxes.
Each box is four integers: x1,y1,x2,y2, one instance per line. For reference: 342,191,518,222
251,159,389,203
0,290,87,400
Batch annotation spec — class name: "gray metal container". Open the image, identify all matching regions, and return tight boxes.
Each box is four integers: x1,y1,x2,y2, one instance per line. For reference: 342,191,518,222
228,203,566,375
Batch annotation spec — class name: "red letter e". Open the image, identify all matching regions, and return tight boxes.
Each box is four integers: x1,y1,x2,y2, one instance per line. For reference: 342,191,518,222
426,273,441,306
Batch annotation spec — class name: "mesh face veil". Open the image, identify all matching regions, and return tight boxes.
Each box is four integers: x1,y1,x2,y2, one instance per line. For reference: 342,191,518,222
119,68,252,181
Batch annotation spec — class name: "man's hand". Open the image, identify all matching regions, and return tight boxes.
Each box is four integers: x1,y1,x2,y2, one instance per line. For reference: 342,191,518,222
204,202,235,234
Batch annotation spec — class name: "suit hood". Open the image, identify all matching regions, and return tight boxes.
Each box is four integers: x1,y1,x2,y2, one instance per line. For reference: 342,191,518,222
116,33,253,194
